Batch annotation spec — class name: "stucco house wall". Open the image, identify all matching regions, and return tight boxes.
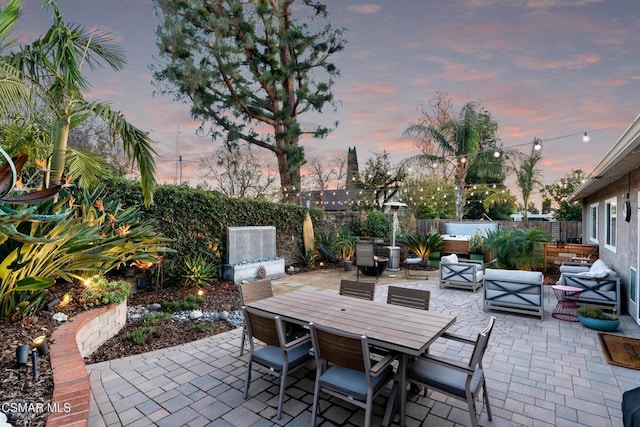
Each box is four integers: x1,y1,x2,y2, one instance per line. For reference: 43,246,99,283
572,114,640,316
580,168,640,314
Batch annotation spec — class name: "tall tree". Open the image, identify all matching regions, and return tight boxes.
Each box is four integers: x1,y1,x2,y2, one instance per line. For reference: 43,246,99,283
352,151,407,210
198,144,277,198
7,0,157,204
304,156,346,191
510,145,543,225
405,95,500,220
152,0,345,200
541,169,586,221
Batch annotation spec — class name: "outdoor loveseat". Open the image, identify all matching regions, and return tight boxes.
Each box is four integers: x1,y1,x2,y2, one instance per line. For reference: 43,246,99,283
483,268,544,320
439,254,484,292
557,259,620,314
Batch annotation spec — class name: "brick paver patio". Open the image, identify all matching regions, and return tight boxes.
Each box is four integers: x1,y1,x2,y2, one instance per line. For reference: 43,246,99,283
87,279,640,426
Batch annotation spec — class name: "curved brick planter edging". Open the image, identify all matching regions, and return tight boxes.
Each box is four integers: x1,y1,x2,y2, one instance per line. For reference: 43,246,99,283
46,301,126,427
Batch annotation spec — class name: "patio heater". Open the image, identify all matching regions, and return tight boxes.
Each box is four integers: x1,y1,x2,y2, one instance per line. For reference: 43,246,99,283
383,201,407,271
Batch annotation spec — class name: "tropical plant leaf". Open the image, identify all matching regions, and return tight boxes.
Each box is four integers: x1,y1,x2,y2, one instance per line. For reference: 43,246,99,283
15,276,55,291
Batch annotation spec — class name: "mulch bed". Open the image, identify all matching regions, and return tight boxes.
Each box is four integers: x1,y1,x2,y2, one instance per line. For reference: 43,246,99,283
0,278,243,427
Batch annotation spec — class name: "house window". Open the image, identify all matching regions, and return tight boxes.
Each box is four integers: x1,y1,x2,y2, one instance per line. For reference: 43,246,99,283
589,203,598,243
605,197,617,251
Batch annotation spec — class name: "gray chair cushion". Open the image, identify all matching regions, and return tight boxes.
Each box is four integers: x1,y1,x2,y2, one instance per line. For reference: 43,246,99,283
319,363,394,401
253,341,312,370
408,358,483,399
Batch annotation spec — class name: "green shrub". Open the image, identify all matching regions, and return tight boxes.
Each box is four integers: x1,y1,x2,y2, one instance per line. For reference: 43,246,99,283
161,294,204,312
103,178,325,283
143,312,173,325
399,232,444,262
577,305,618,320
82,275,131,309
362,210,391,238
182,256,218,287
124,326,153,345
190,322,217,333
485,227,551,270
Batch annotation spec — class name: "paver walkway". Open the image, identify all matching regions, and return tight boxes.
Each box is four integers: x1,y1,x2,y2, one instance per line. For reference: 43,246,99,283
88,277,640,426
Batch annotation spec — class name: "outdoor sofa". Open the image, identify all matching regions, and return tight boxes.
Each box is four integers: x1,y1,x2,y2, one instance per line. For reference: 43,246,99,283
557,259,620,314
483,268,544,319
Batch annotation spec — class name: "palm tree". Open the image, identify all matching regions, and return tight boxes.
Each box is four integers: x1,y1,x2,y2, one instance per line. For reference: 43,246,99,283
6,0,156,205
0,0,29,115
405,100,499,220
511,145,543,225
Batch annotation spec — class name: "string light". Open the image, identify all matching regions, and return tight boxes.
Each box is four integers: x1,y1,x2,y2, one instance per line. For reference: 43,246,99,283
582,132,590,142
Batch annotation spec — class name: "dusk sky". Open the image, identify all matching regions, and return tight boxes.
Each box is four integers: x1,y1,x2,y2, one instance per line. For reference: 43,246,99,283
10,0,640,207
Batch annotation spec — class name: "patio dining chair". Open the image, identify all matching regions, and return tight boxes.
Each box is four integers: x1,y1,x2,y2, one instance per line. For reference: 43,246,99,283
354,241,379,280
407,316,496,427
309,322,396,427
386,286,430,310
340,279,375,300
242,306,313,420
238,280,273,355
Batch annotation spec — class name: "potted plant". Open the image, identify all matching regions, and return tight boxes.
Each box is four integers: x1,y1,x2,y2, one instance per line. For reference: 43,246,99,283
577,305,620,332
399,231,444,265
468,232,486,261
333,228,357,271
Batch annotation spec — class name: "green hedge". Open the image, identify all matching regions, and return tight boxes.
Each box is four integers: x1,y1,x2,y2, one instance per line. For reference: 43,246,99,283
104,178,324,283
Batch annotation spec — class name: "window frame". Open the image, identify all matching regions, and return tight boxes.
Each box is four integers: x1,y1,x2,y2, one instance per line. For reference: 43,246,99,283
604,197,617,252
589,203,598,243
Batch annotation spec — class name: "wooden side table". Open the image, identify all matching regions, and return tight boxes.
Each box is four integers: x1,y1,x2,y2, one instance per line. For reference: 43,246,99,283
552,285,583,321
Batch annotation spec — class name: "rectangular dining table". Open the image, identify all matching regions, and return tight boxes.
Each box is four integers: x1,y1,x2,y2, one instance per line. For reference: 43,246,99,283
246,288,457,427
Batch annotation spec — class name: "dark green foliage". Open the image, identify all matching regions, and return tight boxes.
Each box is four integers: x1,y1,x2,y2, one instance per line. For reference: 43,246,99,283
182,256,219,287
161,294,204,312
82,276,131,309
362,210,391,238
103,178,324,283
484,227,551,270
577,305,618,320
190,322,217,333
152,0,345,193
399,232,445,262
124,327,154,345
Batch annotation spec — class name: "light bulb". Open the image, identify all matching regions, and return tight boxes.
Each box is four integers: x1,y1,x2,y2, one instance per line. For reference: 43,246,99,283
493,150,500,158
582,132,590,142
460,157,467,164
533,139,542,151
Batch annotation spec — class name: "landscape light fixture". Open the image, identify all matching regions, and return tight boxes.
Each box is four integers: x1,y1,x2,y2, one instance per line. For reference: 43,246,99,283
16,344,29,366
33,336,48,356
460,156,467,164
533,139,542,151
582,131,590,142
493,150,501,158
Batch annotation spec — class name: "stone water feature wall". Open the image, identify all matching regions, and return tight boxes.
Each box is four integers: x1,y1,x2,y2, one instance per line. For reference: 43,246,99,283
221,226,285,283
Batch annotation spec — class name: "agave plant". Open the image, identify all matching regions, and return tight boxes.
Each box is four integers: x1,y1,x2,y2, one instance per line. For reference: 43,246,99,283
399,231,445,263
182,256,218,287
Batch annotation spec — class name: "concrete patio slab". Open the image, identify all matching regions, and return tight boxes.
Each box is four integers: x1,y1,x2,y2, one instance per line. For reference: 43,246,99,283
88,269,640,426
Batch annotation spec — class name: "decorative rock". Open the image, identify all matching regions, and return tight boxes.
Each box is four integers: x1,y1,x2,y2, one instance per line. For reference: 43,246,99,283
241,280,249,284
52,312,68,322
220,311,229,320
189,310,203,320
0,413,7,423
288,266,295,273
149,303,161,312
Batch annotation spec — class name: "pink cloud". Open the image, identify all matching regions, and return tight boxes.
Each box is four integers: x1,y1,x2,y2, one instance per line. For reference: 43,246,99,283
346,4,382,15
513,53,600,70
